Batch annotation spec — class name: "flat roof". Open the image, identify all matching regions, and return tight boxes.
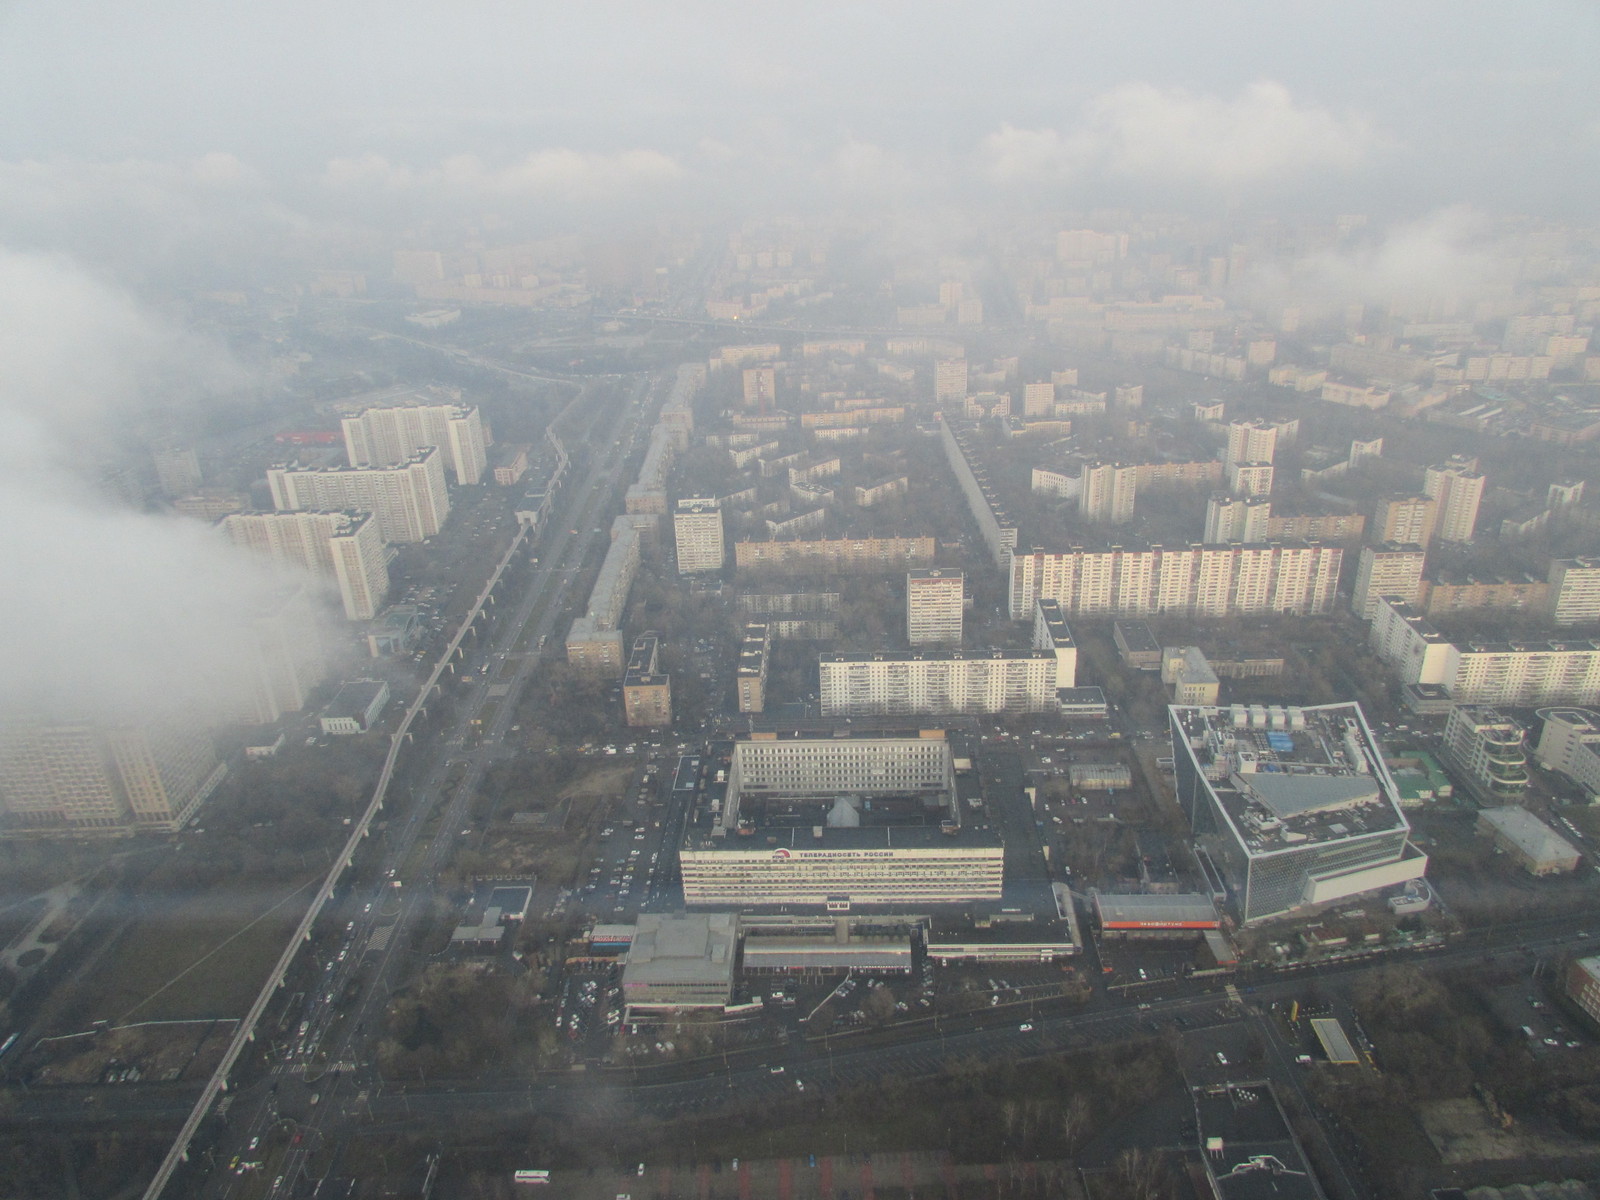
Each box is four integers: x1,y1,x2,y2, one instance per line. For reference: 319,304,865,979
622,913,736,988
1171,702,1408,855
327,680,387,717
1310,1017,1360,1064
1478,806,1580,863
1034,598,1074,646
1093,892,1219,927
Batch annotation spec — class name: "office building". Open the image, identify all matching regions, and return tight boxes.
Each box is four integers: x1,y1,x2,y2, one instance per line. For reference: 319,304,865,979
221,510,390,621
0,720,225,834
679,733,1003,908
736,622,771,714
1162,647,1220,705
820,650,1057,717
623,635,672,728
341,398,487,485
1078,461,1137,523
906,569,964,645
1476,807,1580,875
1549,558,1600,626
1376,495,1438,546
267,447,449,544
1442,706,1528,803
1352,543,1427,620
1423,459,1485,544
674,497,726,575
1168,701,1427,923
1007,542,1342,620
1031,599,1079,689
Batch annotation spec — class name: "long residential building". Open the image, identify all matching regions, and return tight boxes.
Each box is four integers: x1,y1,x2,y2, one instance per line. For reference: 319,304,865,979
939,419,1018,566
1370,596,1600,707
1006,541,1342,620
0,719,226,835
267,447,449,543
220,510,390,620
566,515,650,674
1352,543,1427,620
734,535,935,573
341,398,487,485
1549,557,1600,626
820,650,1058,717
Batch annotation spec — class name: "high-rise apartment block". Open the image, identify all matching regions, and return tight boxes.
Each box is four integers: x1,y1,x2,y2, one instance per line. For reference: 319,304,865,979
933,358,968,404
736,622,771,714
268,448,449,544
221,510,390,621
1022,381,1055,416
1031,599,1078,689
1223,419,1279,470
820,650,1058,716
1227,461,1274,497
674,497,726,574
1423,458,1485,544
1204,495,1270,543
906,568,964,645
342,399,487,485
1376,495,1438,546
1548,558,1600,626
1352,543,1427,620
153,446,203,498
1079,461,1137,523
0,720,226,834
1008,542,1342,620
741,366,777,409
239,587,327,725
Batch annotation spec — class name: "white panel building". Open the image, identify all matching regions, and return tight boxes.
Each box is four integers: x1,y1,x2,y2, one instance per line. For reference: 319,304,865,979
268,447,449,543
820,650,1057,717
342,399,487,485
906,568,964,645
221,510,390,621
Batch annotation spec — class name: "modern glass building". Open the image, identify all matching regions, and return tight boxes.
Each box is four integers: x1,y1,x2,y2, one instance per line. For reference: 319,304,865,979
1169,702,1428,924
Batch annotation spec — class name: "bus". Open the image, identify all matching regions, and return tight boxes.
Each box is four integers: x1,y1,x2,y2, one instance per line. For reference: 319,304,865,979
513,1170,551,1185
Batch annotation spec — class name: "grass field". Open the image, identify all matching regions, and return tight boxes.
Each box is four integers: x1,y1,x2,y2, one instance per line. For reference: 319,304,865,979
57,875,320,1028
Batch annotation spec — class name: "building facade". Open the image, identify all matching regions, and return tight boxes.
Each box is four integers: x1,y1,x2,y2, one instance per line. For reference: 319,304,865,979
221,509,390,621
820,650,1057,716
1352,543,1427,621
267,447,449,543
906,568,964,645
674,497,726,574
341,399,487,485
1549,558,1600,626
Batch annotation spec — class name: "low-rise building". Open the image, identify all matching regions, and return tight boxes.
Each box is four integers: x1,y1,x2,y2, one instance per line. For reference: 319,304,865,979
620,913,737,1016
1476,806,1581,875
1162,646,1220,705
319,680,390,735
1566,955,1600,1027
1114,621,1162,670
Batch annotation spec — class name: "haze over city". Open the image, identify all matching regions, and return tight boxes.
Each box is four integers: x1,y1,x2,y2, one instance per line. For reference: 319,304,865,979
2,4,1600,1199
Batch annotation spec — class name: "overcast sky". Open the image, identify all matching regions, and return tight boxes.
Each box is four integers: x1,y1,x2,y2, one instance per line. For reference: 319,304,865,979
2,0,1596,224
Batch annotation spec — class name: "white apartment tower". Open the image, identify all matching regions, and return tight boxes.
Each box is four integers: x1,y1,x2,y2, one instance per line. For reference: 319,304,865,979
267,447,449,543
1079,461,1137,523
1227,461,1274,497
1423,459,1485,544
221,510,390,621
1353,543,1427,621
1223,420,1279,470
342,400,487,485
906,568,964,645
674,497,726,574
1204,495,1270,544
933,358,969,404
1548,558,1600,626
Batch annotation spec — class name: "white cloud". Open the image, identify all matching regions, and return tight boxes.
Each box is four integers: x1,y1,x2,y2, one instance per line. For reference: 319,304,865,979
983,81,1380,190
323,147,685,203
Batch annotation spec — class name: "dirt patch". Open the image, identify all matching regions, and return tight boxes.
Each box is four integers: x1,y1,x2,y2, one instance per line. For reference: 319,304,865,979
31,1019,237,1085
1420,1098,1600,1164
556,764,635,803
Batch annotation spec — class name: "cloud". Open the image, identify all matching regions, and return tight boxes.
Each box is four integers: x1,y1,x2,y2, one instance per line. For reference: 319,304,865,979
0,248,325,727
982,81,1380,192
1237,207,1517,322
323,146,685,204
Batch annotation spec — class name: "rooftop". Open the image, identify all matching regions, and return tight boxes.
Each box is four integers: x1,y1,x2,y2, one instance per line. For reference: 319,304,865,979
1170,702,1408,856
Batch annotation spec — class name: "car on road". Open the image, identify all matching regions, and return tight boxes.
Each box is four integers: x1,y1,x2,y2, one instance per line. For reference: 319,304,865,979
1019,1023,1034,1032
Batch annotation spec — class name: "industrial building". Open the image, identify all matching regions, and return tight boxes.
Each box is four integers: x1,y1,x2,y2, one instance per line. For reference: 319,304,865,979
1475,807,1581,875
679,732,1002,909
1169,702,1428,924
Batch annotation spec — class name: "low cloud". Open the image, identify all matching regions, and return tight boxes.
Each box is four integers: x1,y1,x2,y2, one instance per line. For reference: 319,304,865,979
983,81,1380,193
323,146,685,204
0,248,324,727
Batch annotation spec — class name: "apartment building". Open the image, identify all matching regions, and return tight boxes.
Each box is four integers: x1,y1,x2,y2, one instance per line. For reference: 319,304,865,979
267,447,449,543
221,509,390,621
341,397,487,485
1549,558,1600,626
1352,543,1427,620
906,569,964,645
820,650,1057,717
1423,458,1486,544
674,497,726,575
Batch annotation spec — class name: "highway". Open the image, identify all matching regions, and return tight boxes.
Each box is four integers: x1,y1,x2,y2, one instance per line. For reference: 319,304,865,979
195,370,667,1199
